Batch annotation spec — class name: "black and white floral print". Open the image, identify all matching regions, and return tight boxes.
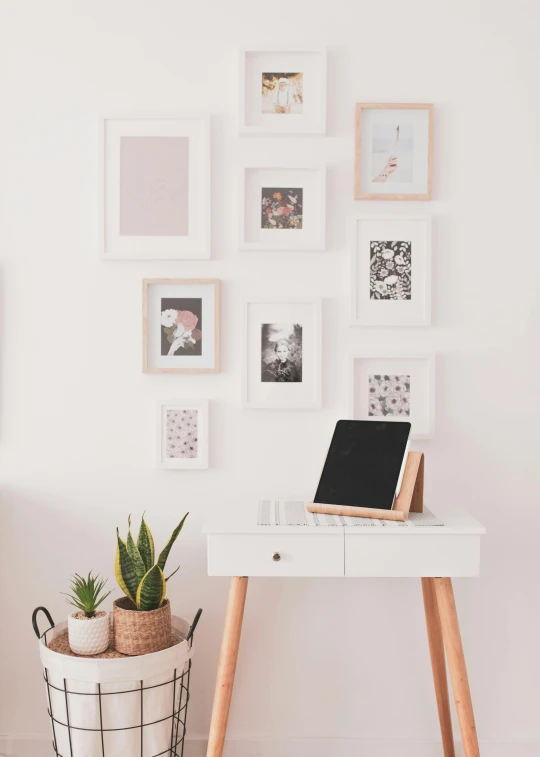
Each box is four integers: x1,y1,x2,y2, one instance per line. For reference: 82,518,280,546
368,374,411,417
166,409,198,459
370,241,411,300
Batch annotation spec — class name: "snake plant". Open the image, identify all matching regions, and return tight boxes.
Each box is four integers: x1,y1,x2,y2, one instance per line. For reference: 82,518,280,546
62,572,112,617
115,513,188,612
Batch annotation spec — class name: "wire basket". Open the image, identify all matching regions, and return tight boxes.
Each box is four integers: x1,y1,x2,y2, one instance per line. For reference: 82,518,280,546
32,606,202,757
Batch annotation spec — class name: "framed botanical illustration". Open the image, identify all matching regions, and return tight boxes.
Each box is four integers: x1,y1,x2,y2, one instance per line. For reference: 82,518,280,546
348,353,435,439
243,297,322,409
240,166,326,251
239,48,327,135
101,114,210,259
143,279,220,374
355,103,433,200
157,399,209,469
351,215,431,326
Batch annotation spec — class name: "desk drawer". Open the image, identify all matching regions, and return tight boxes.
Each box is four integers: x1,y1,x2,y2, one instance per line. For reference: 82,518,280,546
345,533,481,577
207,533,344,577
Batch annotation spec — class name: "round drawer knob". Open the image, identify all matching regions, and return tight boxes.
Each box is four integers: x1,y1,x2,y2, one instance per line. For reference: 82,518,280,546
272,552,281,562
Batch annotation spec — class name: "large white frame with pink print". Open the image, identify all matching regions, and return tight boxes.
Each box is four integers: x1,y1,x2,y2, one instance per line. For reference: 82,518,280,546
157,399,209,470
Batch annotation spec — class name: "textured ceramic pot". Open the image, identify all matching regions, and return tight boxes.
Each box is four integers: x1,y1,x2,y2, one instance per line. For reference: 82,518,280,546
67,611,110,655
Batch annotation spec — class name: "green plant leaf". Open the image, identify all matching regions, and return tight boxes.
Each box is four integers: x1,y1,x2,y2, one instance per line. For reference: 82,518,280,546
157,512,188,572
137,515,155,572
165,565,180,582
62,571,112,616
127,524,146,584
115,530,139,603
136,565,166,611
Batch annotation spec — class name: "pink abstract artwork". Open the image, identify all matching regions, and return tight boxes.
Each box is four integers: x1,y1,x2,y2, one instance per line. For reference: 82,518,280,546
119,136,189,236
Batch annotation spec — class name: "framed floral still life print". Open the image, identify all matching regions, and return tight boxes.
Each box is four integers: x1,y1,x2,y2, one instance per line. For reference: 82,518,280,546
239,48,327,135
240,166,326,251
101,114,210,260
351,215,431,326
349,353,435,439
244,297,322,409
157,399,209,469
143,279,220,374
355,103,433,200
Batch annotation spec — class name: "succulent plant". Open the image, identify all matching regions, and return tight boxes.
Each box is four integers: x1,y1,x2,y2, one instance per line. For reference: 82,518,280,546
115,513,188,612
62,572,112,617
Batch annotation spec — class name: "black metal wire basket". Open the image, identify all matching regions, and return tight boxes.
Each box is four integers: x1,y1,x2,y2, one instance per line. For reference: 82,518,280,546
32,606,202,757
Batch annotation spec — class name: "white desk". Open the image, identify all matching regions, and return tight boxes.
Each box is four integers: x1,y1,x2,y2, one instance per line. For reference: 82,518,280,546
205,505,485,757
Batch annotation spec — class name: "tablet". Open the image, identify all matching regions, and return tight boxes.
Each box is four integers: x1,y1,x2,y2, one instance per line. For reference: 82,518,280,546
313,420,411,511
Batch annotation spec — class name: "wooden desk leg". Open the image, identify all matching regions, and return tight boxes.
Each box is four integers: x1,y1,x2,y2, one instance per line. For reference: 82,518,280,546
206,576,249,757
421,578,456,757
434,578,480,757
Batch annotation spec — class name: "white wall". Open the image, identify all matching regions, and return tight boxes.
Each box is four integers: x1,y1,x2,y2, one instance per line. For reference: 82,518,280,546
1,1,539,755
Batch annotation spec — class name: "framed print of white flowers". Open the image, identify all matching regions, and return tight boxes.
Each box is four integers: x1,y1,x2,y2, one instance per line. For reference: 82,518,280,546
368,375,410,417
351,216,431,327
157,399,209,469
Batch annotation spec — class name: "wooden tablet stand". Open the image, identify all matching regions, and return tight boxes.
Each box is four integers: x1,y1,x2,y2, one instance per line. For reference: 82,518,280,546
306,451,424,522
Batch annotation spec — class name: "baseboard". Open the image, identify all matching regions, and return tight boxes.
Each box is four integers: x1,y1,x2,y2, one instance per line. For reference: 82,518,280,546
1,735,539,757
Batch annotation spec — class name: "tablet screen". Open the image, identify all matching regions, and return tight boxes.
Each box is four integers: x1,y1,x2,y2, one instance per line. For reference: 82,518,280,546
313,420,411,510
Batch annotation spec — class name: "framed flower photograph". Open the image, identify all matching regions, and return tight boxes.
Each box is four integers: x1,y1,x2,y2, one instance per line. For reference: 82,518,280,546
355,104,433,200
240,166,326,251
143,279,220,374
348,353,435,439
157,399,209,469
239,48,327,135
351,215,431,326
244,297,322,409
101,114,211,259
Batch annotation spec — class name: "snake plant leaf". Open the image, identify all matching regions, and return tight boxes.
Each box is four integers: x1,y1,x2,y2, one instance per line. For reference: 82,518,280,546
164,565,180,582
115,529,139,603
127,527,146,584
157,512,189,572
137,515,155,573
136,565,166,611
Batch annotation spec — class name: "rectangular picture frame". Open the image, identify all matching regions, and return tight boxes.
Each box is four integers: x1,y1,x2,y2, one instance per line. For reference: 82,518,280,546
351,215,431,326
243,297,322,409
157,399,209,470
239,165,326,251
348,353,435,440
355,103,433,200
101,113,211,259
239,47,327,135
143,278,220,374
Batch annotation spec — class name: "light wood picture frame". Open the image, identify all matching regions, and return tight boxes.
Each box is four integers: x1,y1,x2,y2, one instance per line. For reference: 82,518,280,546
355,103,434,201
143,278,220,374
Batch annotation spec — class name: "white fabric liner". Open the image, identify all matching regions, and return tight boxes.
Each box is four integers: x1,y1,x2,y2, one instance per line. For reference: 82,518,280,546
38,615,194,757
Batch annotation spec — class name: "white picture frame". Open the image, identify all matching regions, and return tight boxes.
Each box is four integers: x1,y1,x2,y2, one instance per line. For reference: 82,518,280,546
239,165,326,251
239,47,327,135
100,114,211,260
157,399,209,469
351,215,431,326
348,353,435,440
243,297,322,409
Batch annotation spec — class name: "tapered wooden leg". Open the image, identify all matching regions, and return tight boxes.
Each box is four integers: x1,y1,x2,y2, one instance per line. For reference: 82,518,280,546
434,578,480,757
422,578,456,757
206,577,249,757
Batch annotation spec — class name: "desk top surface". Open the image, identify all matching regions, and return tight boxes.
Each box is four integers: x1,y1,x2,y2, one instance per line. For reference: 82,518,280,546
204,501,486,537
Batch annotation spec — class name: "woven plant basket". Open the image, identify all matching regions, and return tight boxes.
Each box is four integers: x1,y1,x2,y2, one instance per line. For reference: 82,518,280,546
113,596,172,656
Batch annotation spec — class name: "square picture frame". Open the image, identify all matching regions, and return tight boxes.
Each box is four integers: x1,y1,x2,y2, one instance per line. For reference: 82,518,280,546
351,215,431,326
348,353,435,439
101,114,211,259
239,47,327,135
355,103,433,200
243,297,322,409
157,399,209,470
239,166,326,251
143,278,220,374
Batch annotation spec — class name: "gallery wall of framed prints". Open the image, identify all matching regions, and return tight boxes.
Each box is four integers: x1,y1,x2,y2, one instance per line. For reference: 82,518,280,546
98,45,441,463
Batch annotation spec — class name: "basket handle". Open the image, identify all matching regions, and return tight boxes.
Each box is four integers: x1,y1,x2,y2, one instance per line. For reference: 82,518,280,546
186,608,202,644
32,607,55,639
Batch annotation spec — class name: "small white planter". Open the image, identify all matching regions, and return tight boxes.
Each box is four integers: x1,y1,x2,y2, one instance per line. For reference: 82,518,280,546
67,611,109,655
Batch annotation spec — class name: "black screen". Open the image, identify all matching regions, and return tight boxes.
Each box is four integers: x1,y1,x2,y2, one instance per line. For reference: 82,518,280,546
313,420,411,510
